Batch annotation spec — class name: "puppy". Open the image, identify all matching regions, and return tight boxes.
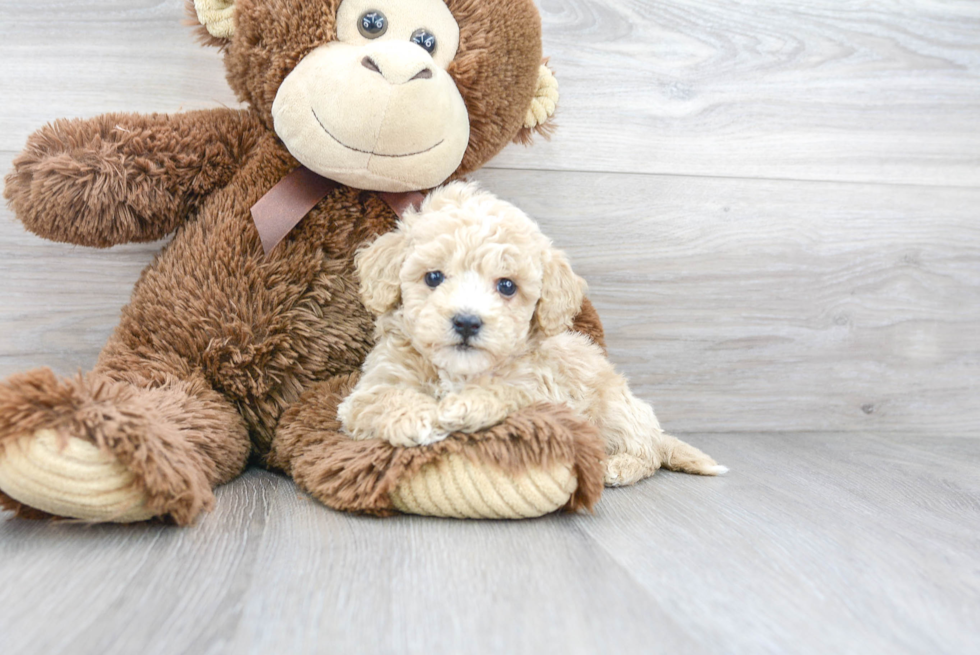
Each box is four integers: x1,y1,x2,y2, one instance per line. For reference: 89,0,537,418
338,182,726,486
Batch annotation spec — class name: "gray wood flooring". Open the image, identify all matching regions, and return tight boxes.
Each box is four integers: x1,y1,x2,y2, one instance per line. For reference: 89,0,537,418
1,1,978,653
1,434,978,654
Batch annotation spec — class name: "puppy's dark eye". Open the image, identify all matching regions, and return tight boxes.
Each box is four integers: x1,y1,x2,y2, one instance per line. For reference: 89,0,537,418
410,29,437,54
424,271,445,288
358,11,387,38
496,278,517,297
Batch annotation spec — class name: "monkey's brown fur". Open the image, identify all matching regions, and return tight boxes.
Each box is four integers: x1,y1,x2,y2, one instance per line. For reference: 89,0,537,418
0,0,605,523
268,374,605,515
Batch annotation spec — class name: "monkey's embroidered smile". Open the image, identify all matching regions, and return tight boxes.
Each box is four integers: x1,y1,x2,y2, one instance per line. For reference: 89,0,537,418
310,108,445,159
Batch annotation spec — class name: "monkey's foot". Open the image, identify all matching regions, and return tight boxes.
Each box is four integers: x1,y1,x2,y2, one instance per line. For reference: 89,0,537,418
0,429,154,522
390,453,578,519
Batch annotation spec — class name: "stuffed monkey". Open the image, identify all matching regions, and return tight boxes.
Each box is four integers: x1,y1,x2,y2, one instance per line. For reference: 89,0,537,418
0,0,606,523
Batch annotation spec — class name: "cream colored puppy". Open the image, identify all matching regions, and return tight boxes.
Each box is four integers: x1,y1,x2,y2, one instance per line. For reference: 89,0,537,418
338,182,726,485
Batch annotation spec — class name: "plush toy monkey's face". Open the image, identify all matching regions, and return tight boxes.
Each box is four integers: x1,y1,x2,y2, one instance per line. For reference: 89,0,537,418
192,0,557,192
272,0,469,191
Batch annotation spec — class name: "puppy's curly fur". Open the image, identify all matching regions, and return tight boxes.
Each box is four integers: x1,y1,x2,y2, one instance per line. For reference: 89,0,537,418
339,182,726,485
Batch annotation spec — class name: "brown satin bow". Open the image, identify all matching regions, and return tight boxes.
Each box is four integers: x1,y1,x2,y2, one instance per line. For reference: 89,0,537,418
250,165,425,255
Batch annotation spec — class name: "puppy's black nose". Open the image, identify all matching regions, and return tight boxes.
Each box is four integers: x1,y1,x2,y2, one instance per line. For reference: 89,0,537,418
452,314,483,339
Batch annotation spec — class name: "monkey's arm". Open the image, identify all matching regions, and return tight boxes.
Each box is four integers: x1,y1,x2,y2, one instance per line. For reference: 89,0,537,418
4,109,263,248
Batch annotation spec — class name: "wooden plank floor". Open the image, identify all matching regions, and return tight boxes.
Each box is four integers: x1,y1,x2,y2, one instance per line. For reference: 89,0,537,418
1,434,978,654
1,1,979,653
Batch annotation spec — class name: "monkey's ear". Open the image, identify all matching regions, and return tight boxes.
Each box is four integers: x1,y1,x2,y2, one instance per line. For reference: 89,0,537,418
355,230,409,316
534,248,586,337
188,0,236,44
514,61,559,145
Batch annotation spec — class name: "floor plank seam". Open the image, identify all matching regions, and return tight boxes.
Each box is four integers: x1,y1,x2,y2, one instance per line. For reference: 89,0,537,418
482,163,980,190
568,517,676,604
5,150,978,191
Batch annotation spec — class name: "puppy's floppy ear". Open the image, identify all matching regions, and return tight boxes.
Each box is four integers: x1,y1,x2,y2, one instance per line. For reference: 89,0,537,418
535,248,587,337
355,230,408,315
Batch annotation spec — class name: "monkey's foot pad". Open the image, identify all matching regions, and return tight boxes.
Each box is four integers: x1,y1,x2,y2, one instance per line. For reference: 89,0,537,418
0,429,154,522
390,453,578,518
271,373,607,519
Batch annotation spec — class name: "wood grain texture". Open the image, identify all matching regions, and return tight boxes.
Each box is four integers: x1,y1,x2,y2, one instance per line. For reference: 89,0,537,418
1,433,978,654
472,168,980,437
503,0,980,185
2,1,979,185
0,1,238,151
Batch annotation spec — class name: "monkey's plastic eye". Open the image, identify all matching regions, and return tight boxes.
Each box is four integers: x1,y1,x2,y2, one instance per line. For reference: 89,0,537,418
410,29,437,54
425,271,445,288
496,278,517,297
358,11,387,38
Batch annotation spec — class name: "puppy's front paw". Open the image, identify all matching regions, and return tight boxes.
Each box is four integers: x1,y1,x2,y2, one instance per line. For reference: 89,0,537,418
604,453,656,487
437,393,505,434
380,407,447,448
437,394,473,433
